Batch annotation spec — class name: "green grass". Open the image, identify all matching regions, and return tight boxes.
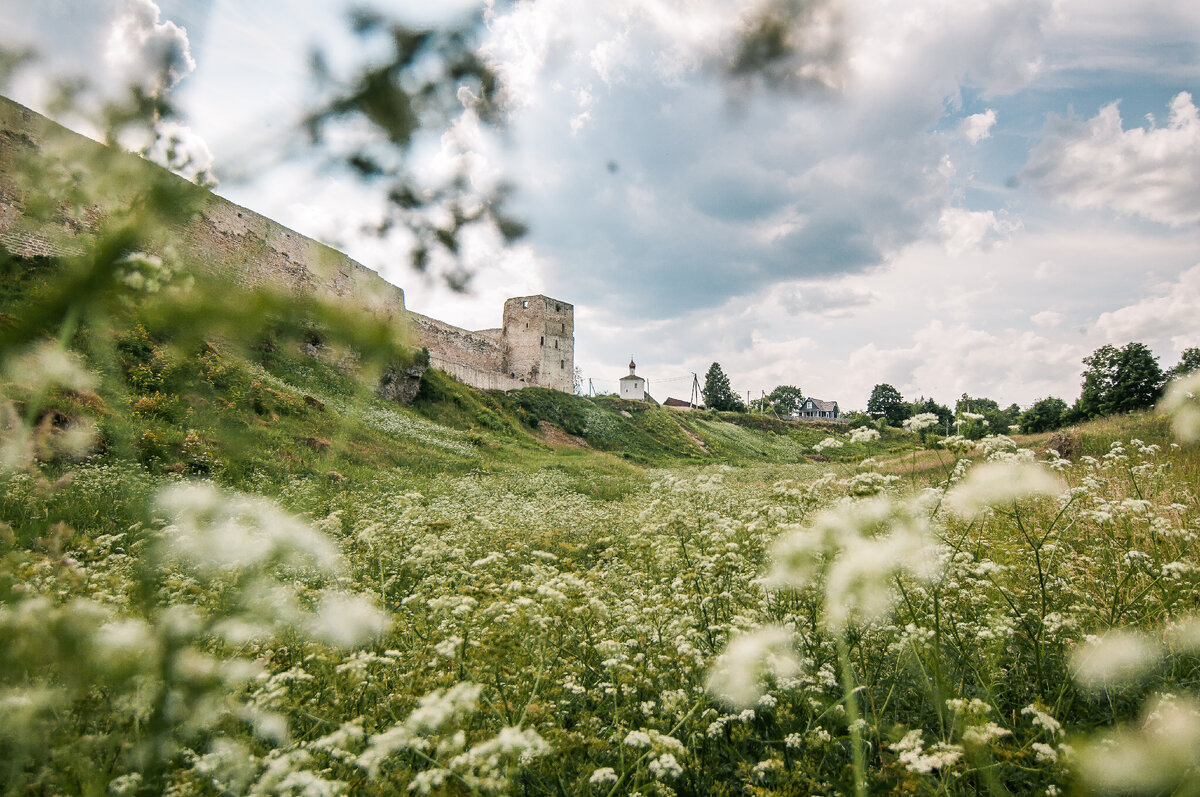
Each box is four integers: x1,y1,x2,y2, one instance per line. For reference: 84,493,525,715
6,248,1200,795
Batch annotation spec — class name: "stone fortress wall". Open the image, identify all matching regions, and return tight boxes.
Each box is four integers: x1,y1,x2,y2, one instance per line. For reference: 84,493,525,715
0,95,574,393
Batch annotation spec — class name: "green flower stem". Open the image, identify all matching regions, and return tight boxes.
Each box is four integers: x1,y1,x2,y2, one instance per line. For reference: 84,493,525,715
838,635,867,797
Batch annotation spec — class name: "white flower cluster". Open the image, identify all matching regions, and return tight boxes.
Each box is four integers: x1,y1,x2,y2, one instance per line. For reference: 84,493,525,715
1160,371,1200,443
890,729,963,773
707,626,803,708
943,460,1065,517
813,436,845,453
0,340,100,471
765,494,942,634
902,413,939,432
850,426,881,443
154,482,389,647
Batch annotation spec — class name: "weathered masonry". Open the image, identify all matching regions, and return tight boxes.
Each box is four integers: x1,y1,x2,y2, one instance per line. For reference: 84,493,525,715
408,295,575,393
0,94,575,393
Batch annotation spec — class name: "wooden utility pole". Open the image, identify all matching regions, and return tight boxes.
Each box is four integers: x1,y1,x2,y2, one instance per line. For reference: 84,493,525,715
690,373,701,409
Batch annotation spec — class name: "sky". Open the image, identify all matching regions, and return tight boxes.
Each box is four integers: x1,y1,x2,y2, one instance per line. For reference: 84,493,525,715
2,0,1199,410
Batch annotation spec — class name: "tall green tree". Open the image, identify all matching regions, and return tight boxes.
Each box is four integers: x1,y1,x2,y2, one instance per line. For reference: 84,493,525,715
1074,342,1164,420
767,384,804,417
867,383,908,427
1019,397,1069,434
703,362,743,412
1168,347,1200,380
955,394,1000,415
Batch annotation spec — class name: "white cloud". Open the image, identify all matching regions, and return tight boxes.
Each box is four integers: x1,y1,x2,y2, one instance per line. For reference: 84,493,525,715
777,282,876,317
961,109,997,143
1,0,216,185
105,0,195,96
1091,264,1200,351
481,0,1057,318
141,118,217,185
846,321,1083,408
1031,310,1062,328
1023,92,1200,226
937,207,1019,256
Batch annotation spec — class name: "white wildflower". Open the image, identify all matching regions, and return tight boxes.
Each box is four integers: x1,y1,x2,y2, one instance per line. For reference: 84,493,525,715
706,626,802,708
961,723,1011,746
458,726,549,767
306,591,390,648
406,683,483,734
649,752,682,780
823,518,935,630
589,767,618,786
434,636,463,660
1071,629,1160,690
623,730,653,748
891,729,963,773
940,435,974,455
1160,372,1200,443
358,683,484,776
1079,694,1200,793
944,461,1065,516
1032,742,1058,764
751,758,783,781
154,483,342,576
903,413,938,432
3,340,96,393
850,427,881,443
1022,704,1064,737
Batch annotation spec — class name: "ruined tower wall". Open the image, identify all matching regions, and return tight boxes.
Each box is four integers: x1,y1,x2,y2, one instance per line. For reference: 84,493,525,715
502,296,575,393
0,94,406,322
0,95,576,394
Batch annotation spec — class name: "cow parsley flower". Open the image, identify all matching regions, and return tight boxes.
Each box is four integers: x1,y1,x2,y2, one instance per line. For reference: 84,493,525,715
1071,630,1160,691
850,427,881,443
623,730,653,748
3,340,97,394
890,730,963,773
939,434,974,455
649,753,683,780
768,495,941,630
154,483,342,576
903,413,938,432
1160,372,1200,443
1033,742,1059,764
944,461,1065,517
305,591,390,648
706,626,802,708
1022,704,1064,737
1078,694,1200,793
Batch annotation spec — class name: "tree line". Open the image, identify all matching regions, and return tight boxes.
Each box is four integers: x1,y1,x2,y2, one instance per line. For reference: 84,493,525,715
697,343,1198,435
865,343,1199,435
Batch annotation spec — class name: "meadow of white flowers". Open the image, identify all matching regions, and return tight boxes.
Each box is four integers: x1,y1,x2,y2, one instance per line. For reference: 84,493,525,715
4,369,1200,795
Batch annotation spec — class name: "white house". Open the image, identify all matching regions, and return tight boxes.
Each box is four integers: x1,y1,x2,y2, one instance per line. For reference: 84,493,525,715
619,358,646,400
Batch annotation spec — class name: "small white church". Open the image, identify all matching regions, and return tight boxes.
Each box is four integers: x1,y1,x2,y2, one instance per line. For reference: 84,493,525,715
619,358,646,401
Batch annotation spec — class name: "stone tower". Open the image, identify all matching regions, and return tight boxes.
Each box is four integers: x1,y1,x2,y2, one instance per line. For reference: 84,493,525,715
502,295,575,392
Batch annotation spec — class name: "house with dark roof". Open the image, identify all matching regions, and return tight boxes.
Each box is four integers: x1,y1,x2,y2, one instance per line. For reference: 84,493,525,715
796,397,840,420
663,397,702,410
